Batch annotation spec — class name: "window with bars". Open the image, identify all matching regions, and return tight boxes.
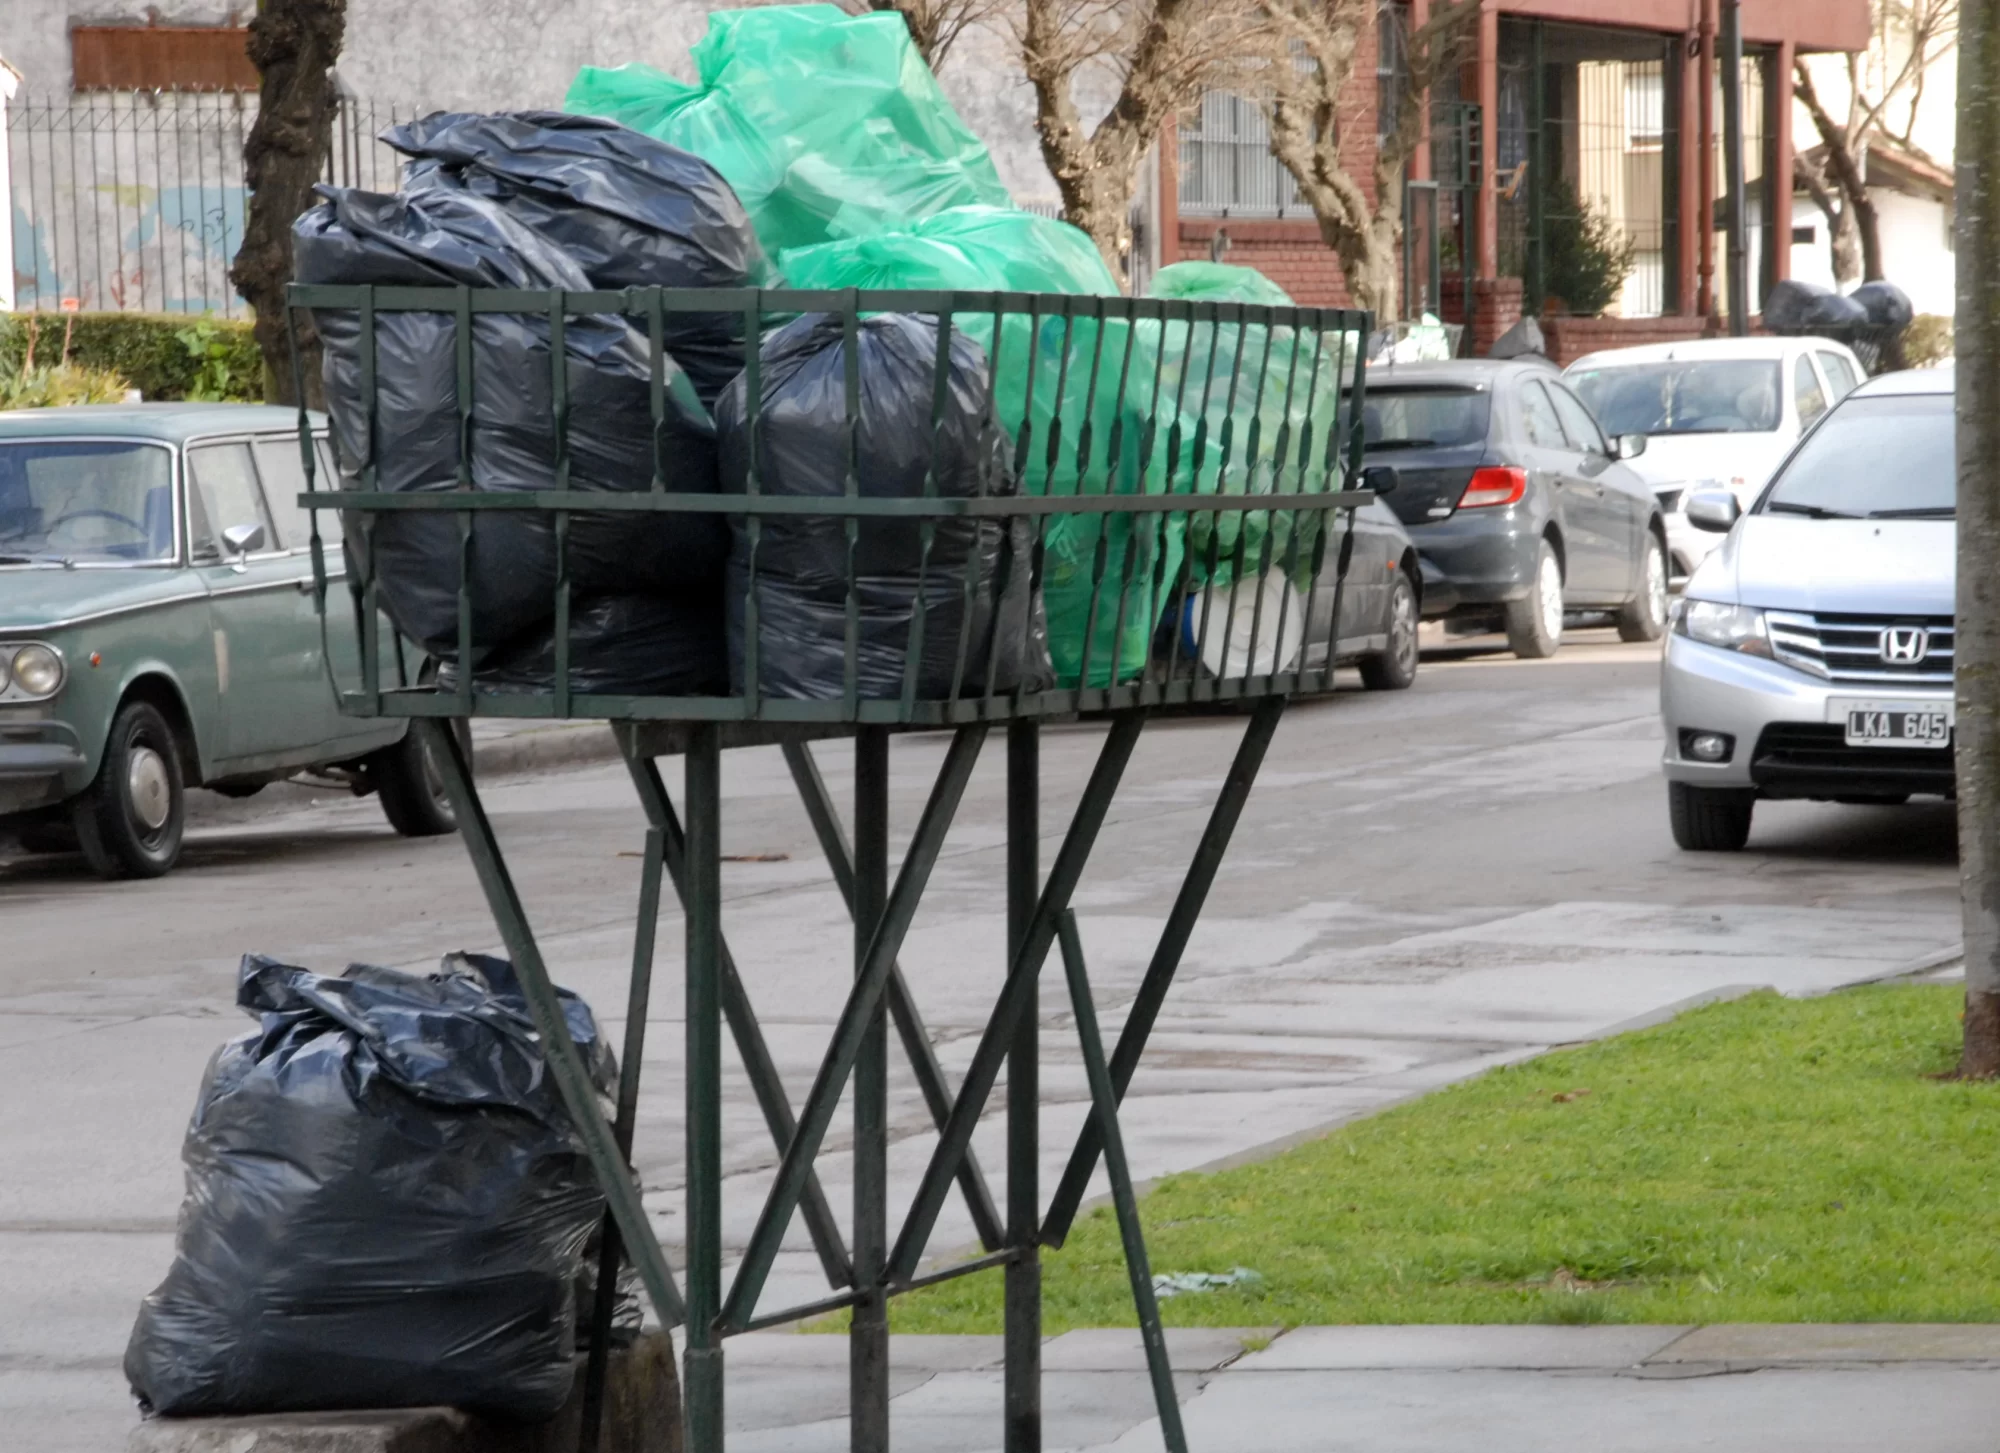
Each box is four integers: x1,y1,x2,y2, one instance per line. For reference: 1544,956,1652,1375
1177,88,1303,217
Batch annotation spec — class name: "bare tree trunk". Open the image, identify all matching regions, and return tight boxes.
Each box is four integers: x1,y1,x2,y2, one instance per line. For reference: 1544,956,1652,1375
1794,154,1862,285
230,0,346,409
1956,0,2000,1078
1796,61,1887,282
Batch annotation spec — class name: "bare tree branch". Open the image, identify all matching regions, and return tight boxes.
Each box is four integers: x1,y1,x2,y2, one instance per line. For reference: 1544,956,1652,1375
848,0,1005,69
1018,0,1242,275
1245,0,1477,320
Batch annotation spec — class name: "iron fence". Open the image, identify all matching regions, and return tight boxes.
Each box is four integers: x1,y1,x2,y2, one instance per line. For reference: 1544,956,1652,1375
7,90,421,317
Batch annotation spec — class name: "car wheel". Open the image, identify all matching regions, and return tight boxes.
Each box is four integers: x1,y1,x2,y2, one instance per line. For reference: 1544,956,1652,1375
1359,572,1420,691
1616,534,1669,643
73,699,186,879
1504,540,1564,659
1668,781,1755,851
368,721,464,838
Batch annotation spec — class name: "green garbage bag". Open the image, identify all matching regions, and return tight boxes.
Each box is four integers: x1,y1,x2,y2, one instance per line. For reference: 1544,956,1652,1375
564,6,1009,256
1146,263,1352,595
778,205,1118,295
779,208,1177,687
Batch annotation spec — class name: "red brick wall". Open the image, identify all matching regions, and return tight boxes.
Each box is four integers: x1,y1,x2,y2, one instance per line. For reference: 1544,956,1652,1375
1173,219,1360,307
1543,314,1711,367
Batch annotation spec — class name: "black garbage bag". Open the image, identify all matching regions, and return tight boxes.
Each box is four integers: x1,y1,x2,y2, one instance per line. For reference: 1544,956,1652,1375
715,312,1049,700
440,592,728,696
1851,280,1915,332
386,111,770,407
125,952,614,1421
296,184,728,659
1762,278,1835,334
1802,289,1870,331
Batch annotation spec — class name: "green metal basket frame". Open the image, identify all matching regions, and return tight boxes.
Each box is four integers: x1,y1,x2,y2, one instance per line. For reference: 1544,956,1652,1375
282,285,1375,1453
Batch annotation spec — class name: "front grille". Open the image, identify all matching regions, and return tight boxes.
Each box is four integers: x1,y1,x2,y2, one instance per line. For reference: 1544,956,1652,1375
1750,722,1955,799
1765,611,1954,686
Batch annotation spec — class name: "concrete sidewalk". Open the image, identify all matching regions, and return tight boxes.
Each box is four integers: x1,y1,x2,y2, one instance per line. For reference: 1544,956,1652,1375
713,1323,2000,1452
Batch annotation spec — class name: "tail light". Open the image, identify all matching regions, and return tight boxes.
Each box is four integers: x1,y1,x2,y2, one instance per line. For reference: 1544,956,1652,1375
1458,466,1527,509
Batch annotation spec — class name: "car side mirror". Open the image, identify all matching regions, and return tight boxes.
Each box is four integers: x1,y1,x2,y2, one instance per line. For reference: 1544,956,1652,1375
1685,490,1742,534
1613,433,1648,461
1360,464,1398,497
221,522,266,557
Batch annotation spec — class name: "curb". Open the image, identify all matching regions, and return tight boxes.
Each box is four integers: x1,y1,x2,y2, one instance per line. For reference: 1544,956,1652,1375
470,722,623,779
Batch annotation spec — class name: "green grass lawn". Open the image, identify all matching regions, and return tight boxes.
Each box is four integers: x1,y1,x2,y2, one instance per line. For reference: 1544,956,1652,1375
885,985,2000,1333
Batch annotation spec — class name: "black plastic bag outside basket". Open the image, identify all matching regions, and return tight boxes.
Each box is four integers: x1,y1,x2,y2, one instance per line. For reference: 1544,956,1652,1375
385,110,770,408
125,952,615,1421
296,184,728,659
439,592,728,697
715,311,1050,700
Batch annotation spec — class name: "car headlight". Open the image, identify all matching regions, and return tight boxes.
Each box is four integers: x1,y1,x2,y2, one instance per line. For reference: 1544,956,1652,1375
8,644,65,697
1674,600,1771,656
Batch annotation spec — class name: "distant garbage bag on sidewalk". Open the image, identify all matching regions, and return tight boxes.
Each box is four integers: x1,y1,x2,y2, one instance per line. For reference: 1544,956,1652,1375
564,5,1009,257
125,952,615,1421
441,592,729,697
297,183,727,659
385,110,770,407
715,310,1048,699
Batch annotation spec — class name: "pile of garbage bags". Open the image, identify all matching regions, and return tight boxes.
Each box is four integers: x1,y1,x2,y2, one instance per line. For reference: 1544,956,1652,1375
300,2,1337,699
126,953,615,1419
1762,278,1915,372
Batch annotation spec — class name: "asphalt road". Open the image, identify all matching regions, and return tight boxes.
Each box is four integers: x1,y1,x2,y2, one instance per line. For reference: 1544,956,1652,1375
0,627,1963,1451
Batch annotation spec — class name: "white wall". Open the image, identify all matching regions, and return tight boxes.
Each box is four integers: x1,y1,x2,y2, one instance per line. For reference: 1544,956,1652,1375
3,0,1064,203
1789,188,1953,317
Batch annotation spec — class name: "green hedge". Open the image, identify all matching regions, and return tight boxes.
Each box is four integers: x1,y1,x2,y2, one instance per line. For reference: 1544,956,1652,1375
0,312,265,402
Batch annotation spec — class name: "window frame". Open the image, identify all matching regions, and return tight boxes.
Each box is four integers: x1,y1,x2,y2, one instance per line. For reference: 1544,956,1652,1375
184,436,285,564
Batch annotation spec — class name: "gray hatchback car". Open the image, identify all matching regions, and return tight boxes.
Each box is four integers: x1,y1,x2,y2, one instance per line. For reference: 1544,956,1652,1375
1360,360,1669,657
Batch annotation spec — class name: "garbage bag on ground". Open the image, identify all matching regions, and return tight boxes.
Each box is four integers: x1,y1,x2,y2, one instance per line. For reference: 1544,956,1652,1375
385,110,770,407
1148,260,1294,307
1851,280,1915,332
715,311,1048,699
297,184,728,659
564,5,1009,257
441,592,728,696
125,952,615,1420
1763,278,1872,334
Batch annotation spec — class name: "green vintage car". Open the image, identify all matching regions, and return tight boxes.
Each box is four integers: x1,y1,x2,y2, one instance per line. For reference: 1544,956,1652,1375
0,403,455,879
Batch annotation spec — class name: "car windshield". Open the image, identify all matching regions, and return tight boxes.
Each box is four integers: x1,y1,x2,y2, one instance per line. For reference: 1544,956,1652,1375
1760,392,1952,519
1567,360,1783,436
1361,387,1490,450
0,441,176,564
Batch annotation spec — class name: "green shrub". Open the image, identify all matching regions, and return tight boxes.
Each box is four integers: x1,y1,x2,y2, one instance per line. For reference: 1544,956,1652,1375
1533,176,1637,319
0,362,135,410
0,312,265,402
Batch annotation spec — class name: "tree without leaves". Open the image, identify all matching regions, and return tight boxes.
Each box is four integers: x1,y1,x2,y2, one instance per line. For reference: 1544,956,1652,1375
1794,0,1958,287
1020,0,1243,276
1956,0,2000,1078
1250,0,1478,322
229,0,347,408
848,0,1004,67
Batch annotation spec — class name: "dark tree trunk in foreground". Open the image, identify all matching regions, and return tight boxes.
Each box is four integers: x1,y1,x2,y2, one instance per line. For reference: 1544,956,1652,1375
1956,0,2000,1077
230,0,346,408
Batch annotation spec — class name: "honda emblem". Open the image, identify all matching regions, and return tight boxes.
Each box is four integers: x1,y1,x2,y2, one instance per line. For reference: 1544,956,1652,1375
1879,627,1929,664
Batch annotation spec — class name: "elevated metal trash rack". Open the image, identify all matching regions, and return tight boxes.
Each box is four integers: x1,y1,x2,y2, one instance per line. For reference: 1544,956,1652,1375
284,283,1374,1453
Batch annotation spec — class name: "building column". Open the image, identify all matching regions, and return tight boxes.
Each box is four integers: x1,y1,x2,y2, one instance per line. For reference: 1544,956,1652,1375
1698,0,1718,319
1408,0,1432,184
1770,40,1795,294
1475,0,1499,281
1158,115,1181,270
1676,29,1701,314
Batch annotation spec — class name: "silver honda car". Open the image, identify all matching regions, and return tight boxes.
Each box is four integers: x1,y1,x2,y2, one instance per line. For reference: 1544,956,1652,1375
1661,365,1953,850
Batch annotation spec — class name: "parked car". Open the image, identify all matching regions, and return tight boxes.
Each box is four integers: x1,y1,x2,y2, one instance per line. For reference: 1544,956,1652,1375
1564,336,1866,582
1359,359,1668,659
0,404,455,880
1660,366,1952,851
